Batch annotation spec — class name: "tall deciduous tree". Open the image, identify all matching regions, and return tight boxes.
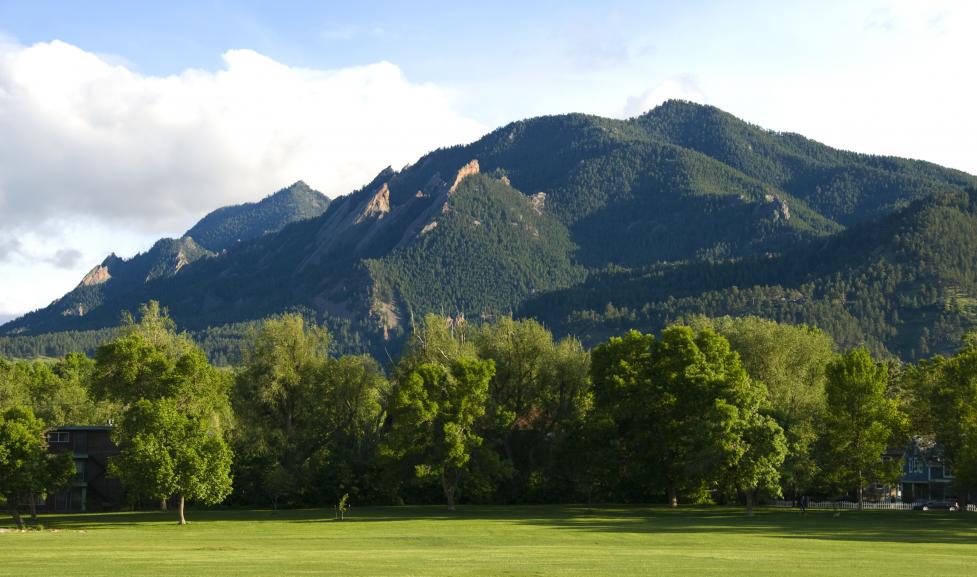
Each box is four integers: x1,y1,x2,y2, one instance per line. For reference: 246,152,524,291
93,302,233,523
386,358,494,510
0,407,74,529
910,334,977,506
593,326,785,509
234,314,388,506
693,316,834,497
475,317,591,500
109,399,232,525
821,348,906,509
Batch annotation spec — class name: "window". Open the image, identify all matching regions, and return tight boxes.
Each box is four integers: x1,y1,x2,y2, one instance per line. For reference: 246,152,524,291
46,431,70,444
74,461,85,482
73,431,87,453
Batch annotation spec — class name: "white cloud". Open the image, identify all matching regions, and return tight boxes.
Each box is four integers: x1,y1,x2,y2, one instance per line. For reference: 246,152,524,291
0,40,484,232
0,40,485,316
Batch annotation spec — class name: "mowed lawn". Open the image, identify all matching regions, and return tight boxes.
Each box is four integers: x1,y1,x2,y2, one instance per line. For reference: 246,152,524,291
1,506,976,577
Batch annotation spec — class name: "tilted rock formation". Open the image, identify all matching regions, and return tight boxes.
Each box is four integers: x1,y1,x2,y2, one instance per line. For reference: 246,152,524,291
448,160,480,194
78,264,111,287
355,183,391,224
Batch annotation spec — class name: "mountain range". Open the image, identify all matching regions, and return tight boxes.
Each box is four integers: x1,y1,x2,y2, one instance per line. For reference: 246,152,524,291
3,100,976,361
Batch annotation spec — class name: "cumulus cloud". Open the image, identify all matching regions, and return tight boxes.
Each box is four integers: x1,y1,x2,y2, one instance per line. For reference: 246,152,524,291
0,39,486,317
621,76,707,118
0,40,486,236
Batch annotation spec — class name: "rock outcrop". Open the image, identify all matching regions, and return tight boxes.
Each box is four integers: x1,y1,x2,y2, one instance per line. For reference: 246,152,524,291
355,183,391,224
448,160,480,194
758,194,790,222
78,264,111,287
530,192,547,215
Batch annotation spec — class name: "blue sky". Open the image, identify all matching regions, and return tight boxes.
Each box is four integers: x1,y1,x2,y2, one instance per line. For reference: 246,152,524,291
0,0,974,319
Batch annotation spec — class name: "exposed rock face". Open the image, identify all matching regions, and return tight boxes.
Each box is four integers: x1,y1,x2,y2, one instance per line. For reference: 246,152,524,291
370,297,400,341
355,183,391,224
62,305,85,317
759,194,790,222
421,221,439,235
448,160,480,194
78,264,111,287
530,192,547,215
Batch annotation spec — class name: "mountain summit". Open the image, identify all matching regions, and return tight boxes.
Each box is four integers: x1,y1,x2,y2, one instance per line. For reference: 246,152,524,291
3,101,975,359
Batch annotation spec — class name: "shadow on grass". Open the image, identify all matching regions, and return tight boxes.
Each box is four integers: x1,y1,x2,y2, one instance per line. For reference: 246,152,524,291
12,505,977,545
511,506,977,545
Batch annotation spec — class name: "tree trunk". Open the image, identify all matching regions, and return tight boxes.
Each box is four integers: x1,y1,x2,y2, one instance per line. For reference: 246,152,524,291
666,481,678,508
441,470,457,511
177,495,187,525
9,505,24,530
857,474,864,512
160,498,168,511
745,490,755,516
29,495,38,521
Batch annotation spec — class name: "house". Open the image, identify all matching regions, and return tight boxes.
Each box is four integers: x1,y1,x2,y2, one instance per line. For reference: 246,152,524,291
897,436,957,502
43,425,123,512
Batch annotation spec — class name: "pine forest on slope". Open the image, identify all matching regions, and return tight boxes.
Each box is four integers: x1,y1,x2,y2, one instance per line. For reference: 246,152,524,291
2,100,975,362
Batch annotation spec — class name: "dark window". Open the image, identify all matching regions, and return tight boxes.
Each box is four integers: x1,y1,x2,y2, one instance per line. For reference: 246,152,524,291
74,461,85,482
73,431,87,453
46,431,70,444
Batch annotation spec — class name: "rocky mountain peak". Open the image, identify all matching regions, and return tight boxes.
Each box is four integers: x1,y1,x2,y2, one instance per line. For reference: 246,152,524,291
355,183,391,224
448,160,480,194
78,264,112,288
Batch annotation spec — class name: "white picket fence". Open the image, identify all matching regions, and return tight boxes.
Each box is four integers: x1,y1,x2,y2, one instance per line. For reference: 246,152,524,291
771,499,977,511
771,499,913,510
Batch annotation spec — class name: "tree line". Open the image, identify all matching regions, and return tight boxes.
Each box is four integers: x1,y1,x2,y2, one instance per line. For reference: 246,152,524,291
2,302,976,527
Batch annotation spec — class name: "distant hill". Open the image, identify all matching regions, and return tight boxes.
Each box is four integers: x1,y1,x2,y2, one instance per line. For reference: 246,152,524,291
2,101,975,360
186,181,330,252
1,181,328,335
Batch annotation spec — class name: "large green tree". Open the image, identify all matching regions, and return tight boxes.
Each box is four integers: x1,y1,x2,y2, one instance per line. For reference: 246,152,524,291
0,407,74,529
821,348,906,509
92,302,233,523
909,335,977,506
592,326,786,508
693,316,835,496
109,399,232,525
386,353,494,510
234,314,388,507
475,317,591,501
0,354,109,427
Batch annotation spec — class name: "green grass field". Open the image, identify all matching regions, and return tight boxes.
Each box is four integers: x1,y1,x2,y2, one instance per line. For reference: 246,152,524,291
1,506,975,576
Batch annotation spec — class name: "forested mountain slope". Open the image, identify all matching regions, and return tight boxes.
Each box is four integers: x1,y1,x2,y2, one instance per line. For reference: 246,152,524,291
523,188,977,359
2,181,328,334
186,180,330,252
2,101,975,360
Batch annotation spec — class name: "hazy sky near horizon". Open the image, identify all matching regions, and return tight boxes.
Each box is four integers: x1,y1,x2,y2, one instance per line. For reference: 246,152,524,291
0,0,975,318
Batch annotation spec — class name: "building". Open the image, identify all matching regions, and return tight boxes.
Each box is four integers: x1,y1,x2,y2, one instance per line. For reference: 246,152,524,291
898,436,955,502
43,425,122,513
